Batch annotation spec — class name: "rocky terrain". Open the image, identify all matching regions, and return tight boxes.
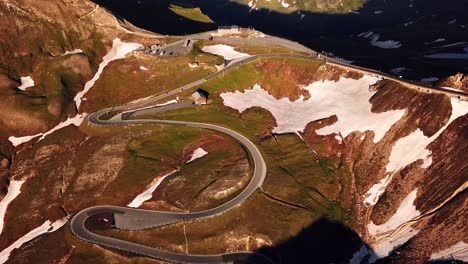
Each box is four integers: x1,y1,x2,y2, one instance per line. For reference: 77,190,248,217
0,1,466,264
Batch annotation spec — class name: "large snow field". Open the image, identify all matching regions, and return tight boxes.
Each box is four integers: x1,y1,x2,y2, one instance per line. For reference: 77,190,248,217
221,76,405,143
0,216,69,264
201,44,250,60
0,181,25,235
386,98,468,172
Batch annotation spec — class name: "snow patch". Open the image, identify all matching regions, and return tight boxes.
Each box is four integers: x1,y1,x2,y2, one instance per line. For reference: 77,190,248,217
74,38,142,109
360,32,401,49
364,174,392,205
201,44,250,60
425,38,446,45
334,56,354,64
389,67,407,74
403,21,413,27
430,241,468,262
221,77,405,143
280,0,290,7
442,86,464,92
350,227,420,263
355,189,422,262
386,98,468,172
420,77,439,82
17,76,34,91
187,147,208,163
424,47,468,59
0,181,25,235
368,189,420,236
370,226,419,262
0,217,69,264
334,135,342,143
62,49,83,56
127,171,176,208
8,114,86,147
436,42,467,48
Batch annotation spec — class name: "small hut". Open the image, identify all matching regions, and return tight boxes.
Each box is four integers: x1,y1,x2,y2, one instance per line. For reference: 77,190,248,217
192,89,209,105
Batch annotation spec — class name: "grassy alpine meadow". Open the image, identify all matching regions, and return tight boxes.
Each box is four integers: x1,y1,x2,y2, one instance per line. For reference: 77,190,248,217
81,46,223,113
90,55,353,255
168,5,214,24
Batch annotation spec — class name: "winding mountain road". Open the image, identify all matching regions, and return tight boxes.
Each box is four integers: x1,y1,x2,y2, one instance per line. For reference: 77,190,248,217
70,32,468,264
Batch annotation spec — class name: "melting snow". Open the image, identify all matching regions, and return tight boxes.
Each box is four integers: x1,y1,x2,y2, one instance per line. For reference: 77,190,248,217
187,147,208,163
354,189,422,262
442,86,464,92
360,32,401,49
201,44,250,60
280,0,290,7
8,38,141,147
425,38,446,45
371,226,419,262
350,226,420,263
74,38,142,109
368,189,420,236
386,98,468,172
8,114,86,147
62,49,83,56
390,67,407,74
424,47,468,59
0,217,69,264
364,174,392,205
127,171,176,208
334,56,354,64
221,77,405,143
17,76,34,91
430,241,468,262
0,181,25,235
436,42,467,48
334,135,342,144
403,21,413,27
420,77,439,82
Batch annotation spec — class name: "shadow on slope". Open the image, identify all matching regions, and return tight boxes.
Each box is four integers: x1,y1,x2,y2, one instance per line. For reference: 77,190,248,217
246,217,372,264
93,0,468,80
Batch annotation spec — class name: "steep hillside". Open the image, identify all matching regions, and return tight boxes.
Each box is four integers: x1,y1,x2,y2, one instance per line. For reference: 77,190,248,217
0,0,162,153
0,2,466,264
91,56,467,263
